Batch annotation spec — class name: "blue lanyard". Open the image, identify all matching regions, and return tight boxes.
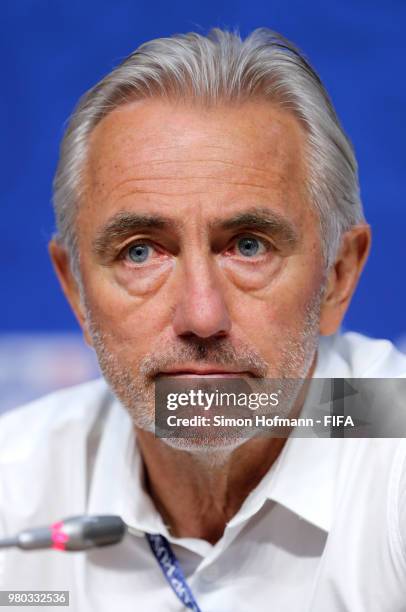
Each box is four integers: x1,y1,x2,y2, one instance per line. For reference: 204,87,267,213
145,533,202,611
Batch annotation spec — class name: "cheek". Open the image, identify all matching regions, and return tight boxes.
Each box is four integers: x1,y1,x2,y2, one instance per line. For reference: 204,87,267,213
81,270,169,350
230,274,322,349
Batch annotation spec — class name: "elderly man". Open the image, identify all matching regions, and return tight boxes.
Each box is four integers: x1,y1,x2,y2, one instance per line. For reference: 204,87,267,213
1,28,405,612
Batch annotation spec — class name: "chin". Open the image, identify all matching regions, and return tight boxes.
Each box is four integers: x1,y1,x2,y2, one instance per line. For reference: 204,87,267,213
159,432,250,455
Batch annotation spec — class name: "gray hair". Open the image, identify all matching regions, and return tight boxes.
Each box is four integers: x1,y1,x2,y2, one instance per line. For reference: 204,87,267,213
53,27,365,277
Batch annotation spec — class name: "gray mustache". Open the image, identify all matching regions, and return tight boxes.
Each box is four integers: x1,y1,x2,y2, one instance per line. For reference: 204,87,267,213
140,338,269,379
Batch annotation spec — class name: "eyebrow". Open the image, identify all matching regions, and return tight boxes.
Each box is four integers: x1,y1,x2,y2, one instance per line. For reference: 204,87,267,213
92,212,177,258
92,206,299,259
211,207,299,245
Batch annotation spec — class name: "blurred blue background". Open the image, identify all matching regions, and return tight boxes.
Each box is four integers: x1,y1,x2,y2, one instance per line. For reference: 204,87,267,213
1,0,405,410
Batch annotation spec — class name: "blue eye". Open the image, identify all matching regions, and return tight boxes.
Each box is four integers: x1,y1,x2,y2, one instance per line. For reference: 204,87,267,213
127,243,151,263
237,236,262,257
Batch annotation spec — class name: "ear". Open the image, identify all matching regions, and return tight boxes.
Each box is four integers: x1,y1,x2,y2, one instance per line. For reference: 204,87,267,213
48,239,93,346
319,224,371,336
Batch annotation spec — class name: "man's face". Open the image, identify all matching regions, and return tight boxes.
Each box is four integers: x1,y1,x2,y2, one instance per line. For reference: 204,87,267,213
72,99,326,440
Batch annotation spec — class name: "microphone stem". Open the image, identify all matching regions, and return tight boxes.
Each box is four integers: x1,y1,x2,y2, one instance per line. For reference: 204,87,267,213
0,537,19,549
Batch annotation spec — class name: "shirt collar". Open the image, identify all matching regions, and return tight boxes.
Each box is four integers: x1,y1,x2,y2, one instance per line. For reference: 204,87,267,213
87,398,166,535
257,334,350,533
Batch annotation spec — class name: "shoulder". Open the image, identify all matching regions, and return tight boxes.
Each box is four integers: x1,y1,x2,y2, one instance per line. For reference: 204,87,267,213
319,331,406,377
0,378,111,464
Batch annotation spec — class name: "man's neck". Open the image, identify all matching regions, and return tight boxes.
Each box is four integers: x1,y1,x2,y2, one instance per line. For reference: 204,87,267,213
136,367,315,544
136,431,286,544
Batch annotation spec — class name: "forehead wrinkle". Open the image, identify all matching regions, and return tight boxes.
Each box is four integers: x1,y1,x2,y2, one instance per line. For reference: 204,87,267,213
92,176,275,208
87,134,297,190
113,157,273,176
91,153,280,182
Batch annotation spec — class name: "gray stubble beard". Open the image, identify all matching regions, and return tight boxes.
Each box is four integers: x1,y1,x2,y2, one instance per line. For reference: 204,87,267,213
84,283,324,456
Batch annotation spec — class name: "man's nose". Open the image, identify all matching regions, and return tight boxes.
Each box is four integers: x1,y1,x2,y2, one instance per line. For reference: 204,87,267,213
172,258,232,339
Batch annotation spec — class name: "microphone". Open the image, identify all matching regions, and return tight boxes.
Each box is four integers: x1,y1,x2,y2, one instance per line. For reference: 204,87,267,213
0,515,142,551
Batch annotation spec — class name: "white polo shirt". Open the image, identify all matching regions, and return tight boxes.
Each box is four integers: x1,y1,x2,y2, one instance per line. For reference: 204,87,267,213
1,332,406,612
